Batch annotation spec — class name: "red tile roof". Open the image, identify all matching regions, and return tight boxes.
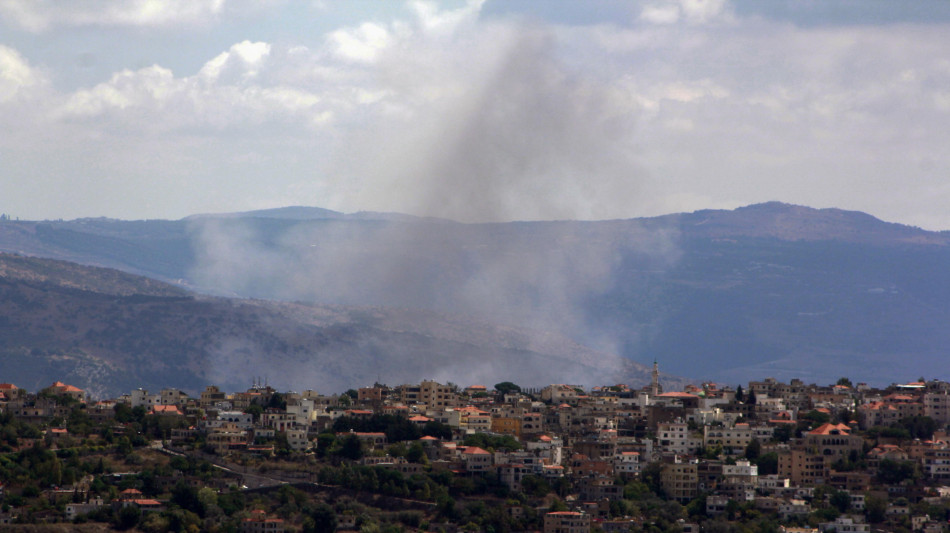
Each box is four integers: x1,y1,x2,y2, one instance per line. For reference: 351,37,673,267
808,423,852,436
461,446,490,455
657,391,697,398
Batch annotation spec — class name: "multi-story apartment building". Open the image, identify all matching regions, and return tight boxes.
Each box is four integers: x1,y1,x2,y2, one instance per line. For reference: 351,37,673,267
660,459,698,502
199,385,227,410
703,423,773,454
721,459,758,501
657,421,697,455
396,381,457,409
779,448,829,486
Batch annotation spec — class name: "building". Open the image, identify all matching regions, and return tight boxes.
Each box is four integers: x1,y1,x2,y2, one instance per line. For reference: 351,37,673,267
804,423,863,457
656,421,696,455
544,511,591,533
818,516,869,532
779,448,830,486
661,460,698,502
241,509,286,533
721,459,758,500
43,381,86,402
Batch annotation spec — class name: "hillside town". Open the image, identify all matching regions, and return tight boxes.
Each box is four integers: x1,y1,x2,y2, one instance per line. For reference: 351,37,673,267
3,367,950,532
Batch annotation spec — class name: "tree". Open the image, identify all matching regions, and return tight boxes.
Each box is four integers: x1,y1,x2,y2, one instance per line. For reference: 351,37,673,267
836,377,853,387
744,438,761,461
196,487,217,512
756,452,779,476
406,442,427,464
494,382,521,395
772,424,793,443
244,404,263,422
520,475,552,498
897,415,937,440
838,408,853,424
801,410,830,426
641,462,665,497
735,385,744,403
877,459,918,485
266,393,287,410
117,436,133,457
829,489,851,513
315,433,336,458
171,481,204,516
114,504,141,530
337,434,364,460
865,493,887,523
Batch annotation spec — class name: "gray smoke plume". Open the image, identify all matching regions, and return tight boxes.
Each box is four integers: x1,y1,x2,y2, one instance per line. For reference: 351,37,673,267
340,23,643,223
186,22,683,389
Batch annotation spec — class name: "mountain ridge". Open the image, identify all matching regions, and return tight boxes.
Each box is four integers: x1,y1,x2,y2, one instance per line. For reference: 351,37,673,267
2,201,948,386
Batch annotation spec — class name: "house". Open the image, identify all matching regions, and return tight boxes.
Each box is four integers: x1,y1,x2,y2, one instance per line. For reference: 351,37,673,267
335,431,387,450
241,509,286,533
199,385,227,410
151,405,183,417
460,446,492,472
160,388,189,406
43,381,86,402
543,511,590,533
817,516,869,532
210,411,254,430
541,385,581,404
0,383,24,401
656,421,697,455
65,498,105,521
804,423,863,457
131,389,159,409
614,451,640,476
778,499,812,519
285,428,310,451
207,423,249,453
721,459,758,501
496,463,533,491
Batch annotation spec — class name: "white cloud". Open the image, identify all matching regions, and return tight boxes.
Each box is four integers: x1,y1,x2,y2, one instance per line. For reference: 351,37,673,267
640,0,730,25
327,22,393,64
62,65,175,117
409,0,484,34
0,45,45,102
55,41,327,132
200,41,272,81
3,1,950,229
640,5,681,25
0,0,234,31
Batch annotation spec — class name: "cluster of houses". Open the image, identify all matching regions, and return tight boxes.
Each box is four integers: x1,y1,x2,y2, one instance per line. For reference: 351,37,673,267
5,371,950,532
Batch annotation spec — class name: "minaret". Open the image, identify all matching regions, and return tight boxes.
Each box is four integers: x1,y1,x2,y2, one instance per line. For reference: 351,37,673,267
651,359,659,397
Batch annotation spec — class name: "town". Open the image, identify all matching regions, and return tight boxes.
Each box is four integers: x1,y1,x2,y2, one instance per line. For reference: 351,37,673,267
2,367,950,533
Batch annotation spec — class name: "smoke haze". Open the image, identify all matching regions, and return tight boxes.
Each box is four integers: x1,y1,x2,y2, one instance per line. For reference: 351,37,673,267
335,22,643,223
185,19,677,387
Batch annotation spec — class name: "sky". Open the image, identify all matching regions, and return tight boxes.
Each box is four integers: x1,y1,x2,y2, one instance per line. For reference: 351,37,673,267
2,1,950,229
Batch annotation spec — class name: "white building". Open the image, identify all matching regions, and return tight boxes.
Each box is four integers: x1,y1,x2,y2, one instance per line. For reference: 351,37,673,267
131,389,159,409
656,421,697,455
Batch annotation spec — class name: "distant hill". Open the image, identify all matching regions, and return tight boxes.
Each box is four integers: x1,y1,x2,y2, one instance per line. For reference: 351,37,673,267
0,253,665,398
184,205,346,221
2,202,949,386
